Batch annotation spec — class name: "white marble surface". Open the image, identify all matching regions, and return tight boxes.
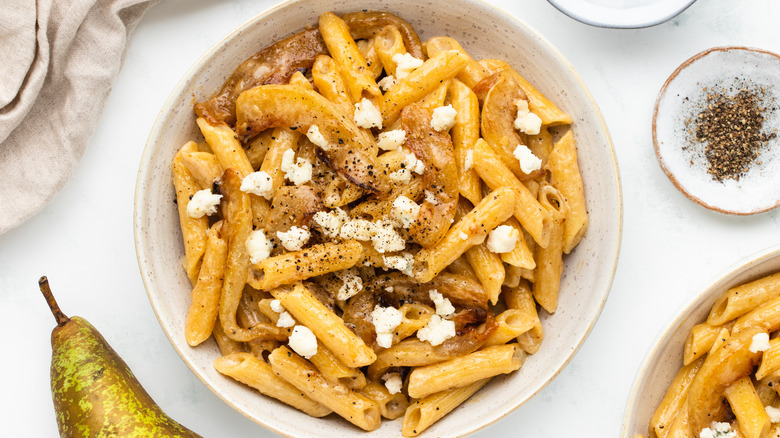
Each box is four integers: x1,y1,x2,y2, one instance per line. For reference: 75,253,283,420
2,0,780,436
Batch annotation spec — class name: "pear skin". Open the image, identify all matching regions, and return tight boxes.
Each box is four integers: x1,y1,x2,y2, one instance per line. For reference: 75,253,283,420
40,277,202,438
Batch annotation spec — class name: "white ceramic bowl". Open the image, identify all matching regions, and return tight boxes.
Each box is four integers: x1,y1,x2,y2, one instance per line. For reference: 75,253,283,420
547,0,697,29
134,0,622,436
622,244,780,437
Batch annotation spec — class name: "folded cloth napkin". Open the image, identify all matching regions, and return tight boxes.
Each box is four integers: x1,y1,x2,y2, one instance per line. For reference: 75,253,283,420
0,0,159,234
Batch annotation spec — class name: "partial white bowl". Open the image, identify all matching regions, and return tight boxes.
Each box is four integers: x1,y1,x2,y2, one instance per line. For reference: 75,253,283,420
622,244,780,437
547,0,696,29
653,47,780,215
134,0,622,436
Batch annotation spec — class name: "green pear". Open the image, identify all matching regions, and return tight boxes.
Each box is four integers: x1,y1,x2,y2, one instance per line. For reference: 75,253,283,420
38,276,202,438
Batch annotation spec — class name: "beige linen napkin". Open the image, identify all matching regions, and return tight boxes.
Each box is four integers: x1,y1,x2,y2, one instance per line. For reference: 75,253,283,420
0,0,159,234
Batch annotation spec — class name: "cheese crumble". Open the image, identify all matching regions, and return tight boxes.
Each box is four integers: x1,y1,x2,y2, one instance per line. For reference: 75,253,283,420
372,305,404,348
378,75,398,91
245,229,274,264
186,189,222,218
337,269,363,301
288,325,318,359
392,53,424,80
382,373,403,395
431,104,457,132
312,208,348,238
513,99,542,135
391,195,420,229
383,252,414,276
240,171,274,200
417,314,456,346
377,129,406,151
429,290,455,317
306,125,331,151
513,144,542,174
486,225,519,254
464,149,474,171
281,148,313,185
750,332,771,353
354,98,382,129
277,226,311,251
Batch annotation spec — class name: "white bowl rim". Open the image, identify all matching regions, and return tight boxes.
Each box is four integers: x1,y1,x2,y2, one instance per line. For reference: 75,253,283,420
621,243,780,437
134,0,623,435
547,0,697,29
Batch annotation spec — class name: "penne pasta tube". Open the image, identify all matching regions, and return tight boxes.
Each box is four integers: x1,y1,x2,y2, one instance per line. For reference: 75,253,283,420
532,185,568,314
414,188,515,282
196,117,253,177
708,272,780,326
406,344,524,399
248,240,363,291
212,318,246,356
683,322,733,366
503,264,522,288
756,338,780,380
444,256,480,283
309,344,368,389
260,127,300,196
724,376,770,438
357,38,384,79
381,49,469,126
393,303,434,344
548,130,589,254
425,36,489,89
465,242,505,306
402,379,489,437
733,296,780,335
172,141,209,285
312,55,354,114
214,352,332,417
504,280,544,354
447,79,482,206
319,12,381,103
499,216,536,269
483,308,539,347
358,380,410,420
269,346,382,431
244,129,273,170
373,25,407,77
186,221,227,347
271,282,376,368
649,356,704,438
368,338,451,381
180,151,222,190
472,138,551,248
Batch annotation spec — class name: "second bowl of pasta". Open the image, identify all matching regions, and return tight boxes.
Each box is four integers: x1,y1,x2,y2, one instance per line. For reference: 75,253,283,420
134,0,621,436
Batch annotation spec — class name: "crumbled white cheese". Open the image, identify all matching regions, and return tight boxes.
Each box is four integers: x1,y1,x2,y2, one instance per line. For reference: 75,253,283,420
699,422,737,438
513,99,542,135
431,104,457,132
389,168,412,184
340,218,376,241
186,189,222,218
306,125,331,151
270,299,284,313
288,325,318,359
486,225,519,254
371,221,406,253
750,332,771,353
378,75,398,91
464,149,474,171
385,286,394,293
392,53,424,80
391,195,420,228
429,289,455,317
513,144,542,174
424,190,439,206
404,153,426,174
276,311,296,328
382,372,403,395
372,305,404,348
281,148,313,185
240,171,274,200
354,98,382,129
245,230,274,264
312,208,348,238
383,252,415,276
377,129,406,151
277,226,311,251
337,269,363,301
459,231,469,241
767,406,780,423
417,314,456,346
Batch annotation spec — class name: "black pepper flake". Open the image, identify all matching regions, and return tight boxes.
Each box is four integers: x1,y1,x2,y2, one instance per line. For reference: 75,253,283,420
686,83,776,181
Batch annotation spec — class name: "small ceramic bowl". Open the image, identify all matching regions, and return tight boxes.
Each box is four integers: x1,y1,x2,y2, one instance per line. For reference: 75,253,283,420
622,244,780,437
547,0,696,29
134,0,622,436
653,47,780,215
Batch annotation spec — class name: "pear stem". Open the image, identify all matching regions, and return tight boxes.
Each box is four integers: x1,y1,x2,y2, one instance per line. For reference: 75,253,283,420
38,276,69,327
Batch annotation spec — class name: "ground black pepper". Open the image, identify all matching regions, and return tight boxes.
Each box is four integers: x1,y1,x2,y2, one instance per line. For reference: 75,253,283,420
688,84,776,181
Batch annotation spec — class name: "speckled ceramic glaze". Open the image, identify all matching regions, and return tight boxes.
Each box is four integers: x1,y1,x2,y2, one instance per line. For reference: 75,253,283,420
134,1,621,436
622,245,780,438
653,47,780,215
547,0,696,29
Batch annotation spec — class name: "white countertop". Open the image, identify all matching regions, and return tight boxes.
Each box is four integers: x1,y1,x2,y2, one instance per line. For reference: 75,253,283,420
2,0,780,436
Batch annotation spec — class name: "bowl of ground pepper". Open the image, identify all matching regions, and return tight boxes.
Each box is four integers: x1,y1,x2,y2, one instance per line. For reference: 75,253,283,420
653,46,780,215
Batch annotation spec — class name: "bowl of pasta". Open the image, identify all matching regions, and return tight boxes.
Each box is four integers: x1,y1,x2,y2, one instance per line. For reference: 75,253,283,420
623,245,780,438
134,0,621,436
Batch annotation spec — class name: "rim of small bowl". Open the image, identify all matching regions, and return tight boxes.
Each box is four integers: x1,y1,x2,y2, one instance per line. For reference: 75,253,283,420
547,0,697,29
651,46,780,216
621,243,780,437
134,0,622,435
